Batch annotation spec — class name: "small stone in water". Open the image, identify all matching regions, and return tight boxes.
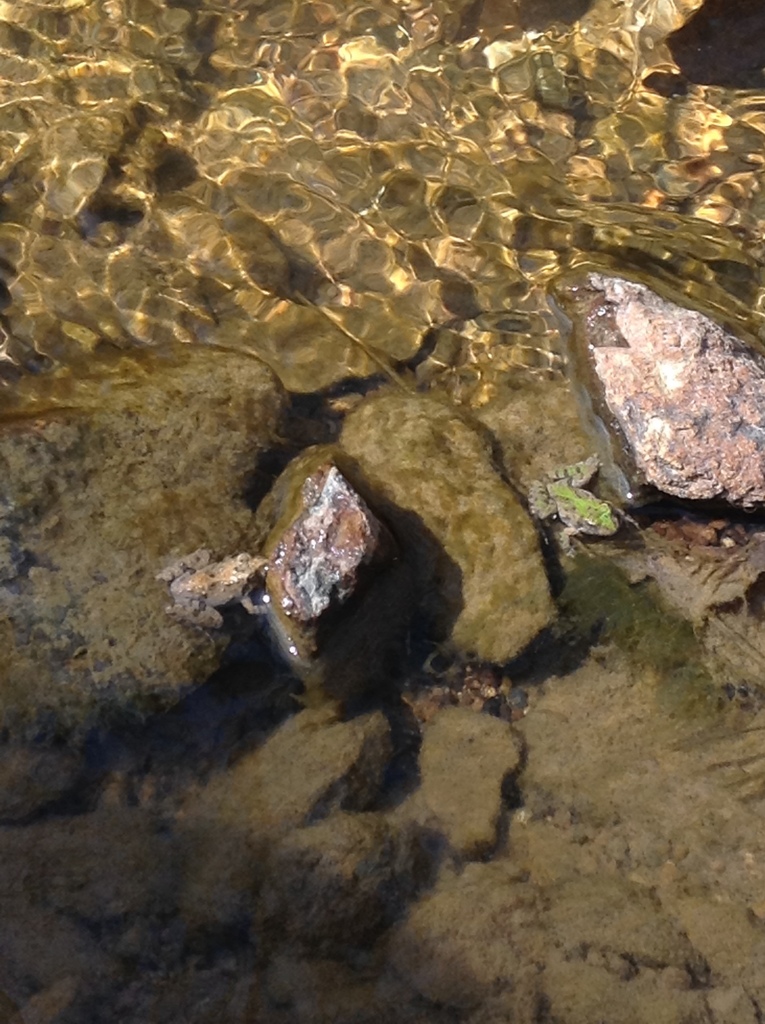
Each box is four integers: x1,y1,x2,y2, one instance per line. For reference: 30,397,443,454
266,463,395,658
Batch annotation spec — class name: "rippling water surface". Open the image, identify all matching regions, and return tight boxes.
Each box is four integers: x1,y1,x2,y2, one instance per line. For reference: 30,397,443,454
1,0,764,409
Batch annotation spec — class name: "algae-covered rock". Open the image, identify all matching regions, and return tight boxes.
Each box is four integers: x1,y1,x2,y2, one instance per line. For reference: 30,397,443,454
543,874,711,1024
0,807,180,921
340,391,554,663
541,956,710,1024
0,743,84,822
672,897,765,983
477,376,602,494
259,811,428,955
189,706,391,839
386,860,543,1011
0,348,283,732
546,875,705,975
178,707,392,929
413,707,523,859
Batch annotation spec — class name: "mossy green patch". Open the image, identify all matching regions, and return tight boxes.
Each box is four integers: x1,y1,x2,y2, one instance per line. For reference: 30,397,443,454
559,555,718,717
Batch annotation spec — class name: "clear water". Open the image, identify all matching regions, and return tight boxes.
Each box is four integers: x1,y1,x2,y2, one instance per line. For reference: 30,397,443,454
3,1,765,1021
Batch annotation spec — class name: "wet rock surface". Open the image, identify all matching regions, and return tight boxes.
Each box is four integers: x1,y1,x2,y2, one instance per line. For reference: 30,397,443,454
0,348,283,733
386,860,543,1012
0,743,84,822
265,462,396,660
566,274,765,508
405,707,524,858
258,811,429,956
340,390,554,663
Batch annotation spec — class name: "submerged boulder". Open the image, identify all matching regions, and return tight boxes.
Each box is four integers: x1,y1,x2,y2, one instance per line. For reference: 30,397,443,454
563,274,765,509
178,707,392,930
186,706,392,842
407,706,524,859
385,860,543,1011
0,348,283,733
258,811,428,956
340,391,554,663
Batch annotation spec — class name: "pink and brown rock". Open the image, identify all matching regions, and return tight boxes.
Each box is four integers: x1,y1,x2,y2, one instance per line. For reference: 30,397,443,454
566,274,765,509
265,463,395,659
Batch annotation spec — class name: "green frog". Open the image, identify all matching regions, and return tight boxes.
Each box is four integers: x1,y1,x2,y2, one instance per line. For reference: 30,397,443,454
528,455,621,555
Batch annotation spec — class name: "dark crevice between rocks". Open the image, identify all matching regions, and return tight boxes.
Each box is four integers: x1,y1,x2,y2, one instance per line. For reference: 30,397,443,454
242,381,389,511
686,954,713,991
152,146,199,195
489,767,527,864
504,620,595,692
48,659,304,822
367,699,423,811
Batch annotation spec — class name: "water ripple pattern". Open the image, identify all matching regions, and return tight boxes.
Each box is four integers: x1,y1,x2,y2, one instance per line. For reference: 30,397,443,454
0,0,763,405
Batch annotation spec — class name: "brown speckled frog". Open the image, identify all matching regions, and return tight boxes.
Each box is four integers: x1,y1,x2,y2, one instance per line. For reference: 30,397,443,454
528,455,621,555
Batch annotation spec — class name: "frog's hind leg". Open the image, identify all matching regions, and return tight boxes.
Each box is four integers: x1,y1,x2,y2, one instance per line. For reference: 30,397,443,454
560,526,578,557
528,481,556,519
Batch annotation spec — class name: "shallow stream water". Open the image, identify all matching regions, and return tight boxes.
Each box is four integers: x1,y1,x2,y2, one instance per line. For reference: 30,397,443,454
4,1,765,1022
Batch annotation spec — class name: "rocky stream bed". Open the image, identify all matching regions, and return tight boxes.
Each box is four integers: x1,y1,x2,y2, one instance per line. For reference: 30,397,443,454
4,0,765,1022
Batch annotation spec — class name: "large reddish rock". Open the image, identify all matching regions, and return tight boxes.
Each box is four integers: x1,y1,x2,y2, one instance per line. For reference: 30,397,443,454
566,274,765,509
